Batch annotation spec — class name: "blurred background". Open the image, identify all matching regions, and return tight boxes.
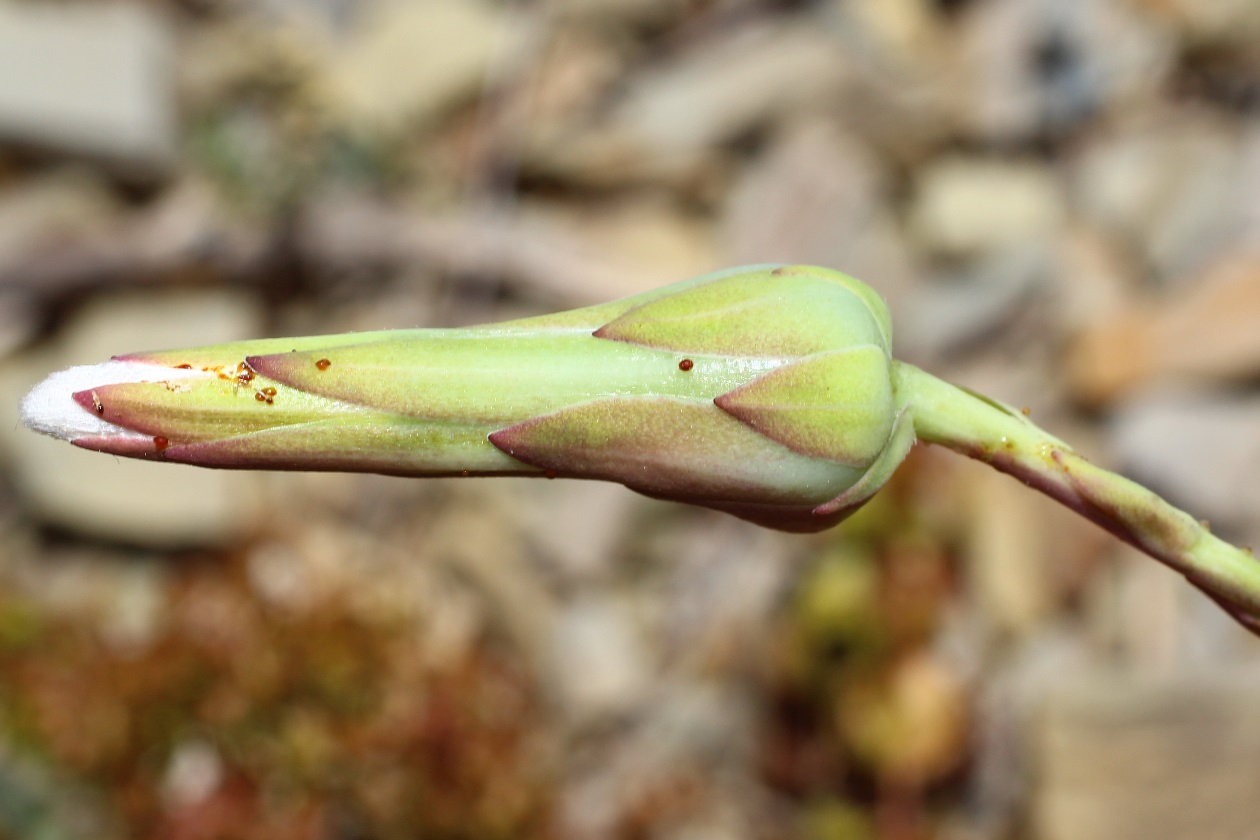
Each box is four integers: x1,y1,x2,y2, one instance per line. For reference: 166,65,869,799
1,0,1260,837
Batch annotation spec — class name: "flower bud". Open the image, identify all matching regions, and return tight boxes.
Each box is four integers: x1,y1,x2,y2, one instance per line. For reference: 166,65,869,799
22,265,914,532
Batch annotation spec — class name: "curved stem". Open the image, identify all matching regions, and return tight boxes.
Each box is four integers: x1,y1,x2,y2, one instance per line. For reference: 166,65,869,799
893,361,1260,634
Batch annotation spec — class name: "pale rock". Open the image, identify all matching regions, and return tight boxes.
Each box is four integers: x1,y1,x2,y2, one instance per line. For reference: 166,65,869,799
520,28,625,130
1103,540,1248,667
0,291,36,361
299,192,710,307
822,0,965,164
548,598,650,720
529,21,852,183
1109,545,1189,672
0,171,120,275
1052,227,1141,332
504,479,640,586
1108,389,1260,534
633,682,757,768
611,22,850,154
0,2,175,171
898,246,1051,360
246,539,317,613
94,560,169,654
162,740,223,809
959,0,1173,142
321,0,513,137
1035,670,1260,840
520,197,720,295
1228,122,1260,246
1,290,265,546
966,466,1055,636
831,0,941,65
547,0,685,25
969,630,1094,836
556,681,761,838
0,178,275,301
177,12,340,114
909,158,1066,256
721,120,919,318
1066,252,1260,404
1071,111,1245,284
418,503,556,664
655,516,796,671
1134,0,1260,45
252,0,357,31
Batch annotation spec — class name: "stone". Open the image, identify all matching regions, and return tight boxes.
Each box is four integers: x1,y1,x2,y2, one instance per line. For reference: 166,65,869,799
517,27,625,130
1098,540,1250,667
721,120,918,319
547,597,649,720
831,0,941,66
0,291,36,360
1035,670,1260,840
1052,227,1141,333
321,0,512,138
0,2,175,172
1107,389,1260,534
502,479,640,586
897,246,1051,360
1,290,265,546
547,0,684,25
0,178,274,301
162,740,224,810
612,21,851,154
1227,122,1260,248
652,516,797,669
909,158,1066,256
298,192,712,307
524,197,720,295
413,503,556,665
1134,0,1260,45
93,559,168,655
970,630,1094,837
959,0,1173,142
1071,111,1246,284
816,0,963,165
528,21,852,183
0,171,120,279
555,680,763,838
1066,252,1260,404
965,466,1055,636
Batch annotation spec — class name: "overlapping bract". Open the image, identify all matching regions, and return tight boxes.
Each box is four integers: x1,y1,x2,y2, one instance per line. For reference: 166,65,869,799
65,265,914,531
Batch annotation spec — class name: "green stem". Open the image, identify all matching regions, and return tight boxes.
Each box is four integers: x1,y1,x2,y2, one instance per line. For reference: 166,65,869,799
893,361,1260,634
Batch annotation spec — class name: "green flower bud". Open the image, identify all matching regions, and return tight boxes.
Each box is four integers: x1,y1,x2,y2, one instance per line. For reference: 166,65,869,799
22,263,1260,633
22,264,912,532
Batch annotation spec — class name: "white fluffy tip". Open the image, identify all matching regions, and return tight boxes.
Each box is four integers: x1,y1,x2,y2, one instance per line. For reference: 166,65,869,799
20,361,209,442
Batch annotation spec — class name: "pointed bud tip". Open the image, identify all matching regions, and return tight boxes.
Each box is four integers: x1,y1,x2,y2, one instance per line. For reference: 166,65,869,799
20,361,208,443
